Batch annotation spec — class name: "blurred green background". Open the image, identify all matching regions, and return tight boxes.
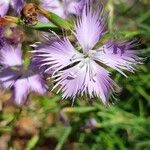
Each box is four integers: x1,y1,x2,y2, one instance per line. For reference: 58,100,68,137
0,0,150,149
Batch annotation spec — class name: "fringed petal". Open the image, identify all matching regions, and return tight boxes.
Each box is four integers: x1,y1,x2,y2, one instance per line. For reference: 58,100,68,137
33,38,84,74
75,2,106,52
92,40,143,77
53,59,120,104
0,44,23,67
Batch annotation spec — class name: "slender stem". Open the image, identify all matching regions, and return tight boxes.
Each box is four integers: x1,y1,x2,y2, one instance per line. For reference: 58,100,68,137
107,0,114,33
37,6,73,30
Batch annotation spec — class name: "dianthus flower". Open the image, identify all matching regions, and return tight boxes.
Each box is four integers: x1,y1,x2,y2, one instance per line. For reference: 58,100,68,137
33,2,142,104
0,41,48,105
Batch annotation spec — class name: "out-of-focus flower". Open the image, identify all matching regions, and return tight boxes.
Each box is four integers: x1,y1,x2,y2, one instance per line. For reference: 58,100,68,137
0,43,48,105
0,0,25,16
33,2,142,104
39,0,86,22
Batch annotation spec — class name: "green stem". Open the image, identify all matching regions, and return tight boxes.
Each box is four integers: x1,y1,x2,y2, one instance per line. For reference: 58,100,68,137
28,22,61,32
37,6,73,30
47,12,73,30
107,0,114,33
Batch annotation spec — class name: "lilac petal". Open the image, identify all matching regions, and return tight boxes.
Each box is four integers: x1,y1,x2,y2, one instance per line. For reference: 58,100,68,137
93,42,142,76
40,0,66,19
92,40,143,77
0,68,19,89
11,0,25,14
0,0,10,16
31,58,55,76
0,44,22,67
39,0,85,21
64,0,85,16
33,38,84,73
13,77,30,105
28,74,48,94
75,2,106,52
13,73,48,105
53,59,119,104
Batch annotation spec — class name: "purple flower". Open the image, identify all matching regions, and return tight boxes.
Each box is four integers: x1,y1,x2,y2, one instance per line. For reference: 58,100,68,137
0,0,24,16
39,0,86,22
33,3,142,104
0,43,48,105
